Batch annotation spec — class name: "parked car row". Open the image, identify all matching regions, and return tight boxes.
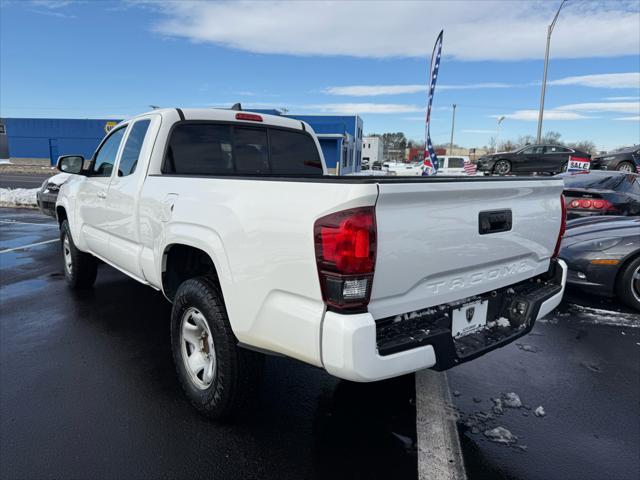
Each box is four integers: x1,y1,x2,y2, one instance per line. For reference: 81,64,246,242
476,144,591,175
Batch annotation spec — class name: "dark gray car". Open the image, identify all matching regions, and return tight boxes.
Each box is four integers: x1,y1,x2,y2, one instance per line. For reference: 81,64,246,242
560,216,640,310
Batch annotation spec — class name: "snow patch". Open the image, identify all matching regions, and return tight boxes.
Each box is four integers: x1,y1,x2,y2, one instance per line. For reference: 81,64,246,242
502,392,522,409
484,426,518,445
568,304,640,328
0,188,38,208
534,406,546,417
487,317,511,328
516,342,540,353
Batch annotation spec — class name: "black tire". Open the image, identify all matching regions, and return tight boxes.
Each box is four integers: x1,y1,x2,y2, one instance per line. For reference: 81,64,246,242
616,256,640,311
560,161,568,173
170,276,263,420
493,159,511,175
616,161,635,173
60,220,97,289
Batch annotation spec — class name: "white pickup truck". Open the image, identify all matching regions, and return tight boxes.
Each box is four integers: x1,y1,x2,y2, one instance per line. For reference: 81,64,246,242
55,108,567,419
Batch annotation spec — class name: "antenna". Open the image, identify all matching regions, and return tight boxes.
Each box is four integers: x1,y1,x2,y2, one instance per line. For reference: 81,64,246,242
230,103,242,111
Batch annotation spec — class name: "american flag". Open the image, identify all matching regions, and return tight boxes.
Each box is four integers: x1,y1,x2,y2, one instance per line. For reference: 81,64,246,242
463,159,478,175
422,30,443,176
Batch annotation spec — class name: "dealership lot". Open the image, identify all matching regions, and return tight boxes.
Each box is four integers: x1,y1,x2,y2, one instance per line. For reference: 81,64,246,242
1,208,638,480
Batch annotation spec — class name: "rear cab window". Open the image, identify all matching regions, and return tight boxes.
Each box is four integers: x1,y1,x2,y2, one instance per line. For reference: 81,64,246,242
163,122,323,176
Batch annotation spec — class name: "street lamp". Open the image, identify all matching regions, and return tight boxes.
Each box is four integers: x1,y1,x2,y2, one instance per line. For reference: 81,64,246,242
495,115,505,153
536,0,567,143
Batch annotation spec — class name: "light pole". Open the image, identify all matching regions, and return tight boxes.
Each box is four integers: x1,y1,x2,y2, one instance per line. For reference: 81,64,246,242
536,0,567,143
449,104,457,155
495,115,505,153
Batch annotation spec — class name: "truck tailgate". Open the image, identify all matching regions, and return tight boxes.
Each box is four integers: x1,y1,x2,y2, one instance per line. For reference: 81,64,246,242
369,179,564,319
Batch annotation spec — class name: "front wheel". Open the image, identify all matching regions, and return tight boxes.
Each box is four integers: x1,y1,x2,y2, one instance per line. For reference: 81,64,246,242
616,256,640,311
560,162,568,173
171,276,263,420
617,161,635,173
60,220,97,289
493,159,511,175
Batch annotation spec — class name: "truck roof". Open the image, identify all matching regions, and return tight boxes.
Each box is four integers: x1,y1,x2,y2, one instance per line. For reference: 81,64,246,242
139,108,306,131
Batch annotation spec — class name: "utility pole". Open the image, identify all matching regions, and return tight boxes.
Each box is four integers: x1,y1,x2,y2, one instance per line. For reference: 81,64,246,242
536,0,567,143
449,104,457,155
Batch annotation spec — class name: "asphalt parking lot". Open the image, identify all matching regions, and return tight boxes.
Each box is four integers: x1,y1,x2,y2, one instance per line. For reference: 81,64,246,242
1,207,639,480
0,173,51,189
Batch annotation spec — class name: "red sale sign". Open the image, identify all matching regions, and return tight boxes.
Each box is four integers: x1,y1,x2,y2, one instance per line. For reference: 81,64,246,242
567,156,591,173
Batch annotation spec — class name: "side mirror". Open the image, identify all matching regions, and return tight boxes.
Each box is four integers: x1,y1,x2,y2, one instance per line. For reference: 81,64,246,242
57,155,85,174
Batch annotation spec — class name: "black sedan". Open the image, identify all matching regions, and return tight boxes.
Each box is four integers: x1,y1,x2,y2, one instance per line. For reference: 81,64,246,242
560,216,640,310
558,170,640,219
36,173,69,218
477,144,591,175
591,144,640,173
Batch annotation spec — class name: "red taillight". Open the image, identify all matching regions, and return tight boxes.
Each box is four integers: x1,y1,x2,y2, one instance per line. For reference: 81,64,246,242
235,113,263,122
314,207,376,310
567,197,616,212
553,194,567,259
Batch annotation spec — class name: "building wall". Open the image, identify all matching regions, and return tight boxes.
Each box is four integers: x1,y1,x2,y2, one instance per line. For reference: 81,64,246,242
2,113,364,173
286,114,362,174
2,118,120,163
362,136,383,165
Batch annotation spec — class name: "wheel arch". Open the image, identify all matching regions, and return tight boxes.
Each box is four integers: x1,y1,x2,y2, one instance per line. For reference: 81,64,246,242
614,249,640,290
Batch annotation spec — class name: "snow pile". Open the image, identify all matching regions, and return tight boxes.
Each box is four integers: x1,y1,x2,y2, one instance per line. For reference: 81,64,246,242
0,188,38,208
534,406,546,417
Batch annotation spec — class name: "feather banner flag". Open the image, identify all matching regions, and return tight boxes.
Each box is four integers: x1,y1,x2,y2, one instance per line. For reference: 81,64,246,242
422,30,443,176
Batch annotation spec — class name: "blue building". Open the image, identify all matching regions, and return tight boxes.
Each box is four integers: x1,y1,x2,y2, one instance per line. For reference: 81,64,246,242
1,111,363,174
1,118,120,164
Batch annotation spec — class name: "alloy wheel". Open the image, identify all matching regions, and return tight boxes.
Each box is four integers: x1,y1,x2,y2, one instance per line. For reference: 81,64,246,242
180,307,216,390
63,235,73,275
632,266,640,304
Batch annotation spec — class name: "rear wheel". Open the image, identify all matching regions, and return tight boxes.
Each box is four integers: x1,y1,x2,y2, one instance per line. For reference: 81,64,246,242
171,276,263,420
616,256,640,311
617,161,634,173
60,220,97,289
493,159,511,175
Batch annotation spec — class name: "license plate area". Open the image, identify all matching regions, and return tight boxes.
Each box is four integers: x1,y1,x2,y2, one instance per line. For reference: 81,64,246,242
451,300,488,338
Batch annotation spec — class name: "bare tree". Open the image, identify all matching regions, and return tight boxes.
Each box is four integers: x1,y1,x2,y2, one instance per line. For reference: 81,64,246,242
567,140,597,154
541,131,563,145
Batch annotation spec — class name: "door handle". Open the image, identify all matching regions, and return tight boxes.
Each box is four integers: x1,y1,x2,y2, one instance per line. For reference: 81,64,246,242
97,192,107,199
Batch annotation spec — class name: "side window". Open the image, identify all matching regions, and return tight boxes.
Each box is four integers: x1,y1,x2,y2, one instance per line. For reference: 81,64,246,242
118,120,150,177
448,157,465,168
233,127,269,174
164,124,233,174
269,129,323,174
92,127,126,177
521,147,535,155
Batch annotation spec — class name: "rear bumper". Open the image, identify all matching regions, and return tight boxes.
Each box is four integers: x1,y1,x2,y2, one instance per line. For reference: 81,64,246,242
321,260,566,382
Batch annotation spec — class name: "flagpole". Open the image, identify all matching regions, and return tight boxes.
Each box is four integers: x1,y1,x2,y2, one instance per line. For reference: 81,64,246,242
449,104,457,155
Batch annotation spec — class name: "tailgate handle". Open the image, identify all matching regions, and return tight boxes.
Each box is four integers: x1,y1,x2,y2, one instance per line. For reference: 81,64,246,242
479,210,512,235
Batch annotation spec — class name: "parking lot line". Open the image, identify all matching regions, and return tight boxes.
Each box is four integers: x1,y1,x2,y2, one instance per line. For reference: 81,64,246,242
416,370,467,480
0,238,58,253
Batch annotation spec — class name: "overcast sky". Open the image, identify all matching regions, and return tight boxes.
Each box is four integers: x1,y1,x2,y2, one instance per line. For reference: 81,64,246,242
1,0,639,150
